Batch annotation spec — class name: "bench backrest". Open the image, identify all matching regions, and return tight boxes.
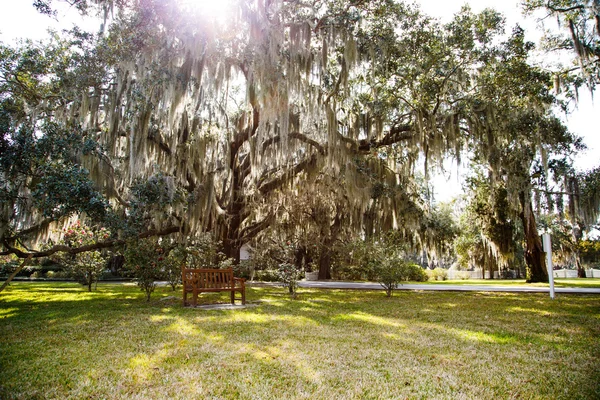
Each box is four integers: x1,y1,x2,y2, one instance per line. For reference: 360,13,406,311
183,268,234,289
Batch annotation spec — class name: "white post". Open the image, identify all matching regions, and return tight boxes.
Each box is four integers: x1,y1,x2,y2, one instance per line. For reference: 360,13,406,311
542,233,555,300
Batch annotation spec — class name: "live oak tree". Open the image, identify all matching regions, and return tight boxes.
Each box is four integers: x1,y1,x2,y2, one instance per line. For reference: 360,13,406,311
3,1,445,261
464,25,584,282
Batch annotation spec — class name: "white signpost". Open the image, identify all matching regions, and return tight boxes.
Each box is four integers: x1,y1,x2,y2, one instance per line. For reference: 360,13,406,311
542,233,555,300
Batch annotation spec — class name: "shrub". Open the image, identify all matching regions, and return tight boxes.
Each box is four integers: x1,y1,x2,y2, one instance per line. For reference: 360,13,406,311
405,263,429,282
332,263,364,281
254,269,280,282
430,268,448,281
233,259,255,280
51,271,70,279
456,271,471,280
183,233,232,269
278,262,302,297
159,241,186,291
30,271,45,279
162,252,181,291
124,238,164,301
0,260,20,277
375,258,407,297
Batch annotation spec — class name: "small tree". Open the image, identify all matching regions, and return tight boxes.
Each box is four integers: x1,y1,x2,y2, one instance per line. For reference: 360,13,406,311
56,223,108,291
278,262,302,297
124,238,163,301
163,245,184,291
376,258,407,297
351,232,423,296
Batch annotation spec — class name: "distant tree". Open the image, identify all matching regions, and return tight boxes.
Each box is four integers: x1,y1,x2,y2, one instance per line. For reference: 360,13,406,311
458,173,525,279
420,202,459,269
579,239,600,267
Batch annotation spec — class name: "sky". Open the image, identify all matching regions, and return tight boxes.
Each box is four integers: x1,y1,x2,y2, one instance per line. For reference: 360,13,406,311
0,0,597,200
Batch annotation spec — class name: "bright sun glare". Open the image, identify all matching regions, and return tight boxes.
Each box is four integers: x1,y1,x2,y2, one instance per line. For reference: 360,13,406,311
181,0,235,22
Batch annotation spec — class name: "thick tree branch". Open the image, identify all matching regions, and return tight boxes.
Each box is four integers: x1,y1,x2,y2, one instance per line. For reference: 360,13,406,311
1,226,181,259
230,102,260,169
357,123,414,152
546,3,585,13
239,213,275,243
290,132,326,155
259,154,319,195
262,132,326,155
0,254,32,293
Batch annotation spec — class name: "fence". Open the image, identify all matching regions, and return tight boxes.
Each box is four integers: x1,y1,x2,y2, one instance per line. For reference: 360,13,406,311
553,269,600,278
447,268,600,280
447,270,498,280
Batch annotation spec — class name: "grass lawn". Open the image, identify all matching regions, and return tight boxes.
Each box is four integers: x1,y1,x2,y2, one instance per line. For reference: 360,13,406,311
1,283,599,399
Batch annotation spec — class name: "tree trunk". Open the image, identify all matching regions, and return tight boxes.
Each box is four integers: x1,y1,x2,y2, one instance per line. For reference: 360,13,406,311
519,193,548,283
0,255,32,293
576,258,587,278
572,226,587,278
107,255,124,275
223,236,241,264
318,248,332,280
488,256,496,280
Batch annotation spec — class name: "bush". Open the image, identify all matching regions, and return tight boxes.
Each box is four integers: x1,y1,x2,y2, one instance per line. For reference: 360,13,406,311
405,263,429,282
0,260,20,277
332,263,364,281
429,268,448,281
51,271,70,279
30,271,45,279
278,262,302,297
54,223,108,291
254,269,280,282
456,271,471,280
162,253,181,291
182,233,232,269
375,258,407,297
233,259,255,280
124,238,164,301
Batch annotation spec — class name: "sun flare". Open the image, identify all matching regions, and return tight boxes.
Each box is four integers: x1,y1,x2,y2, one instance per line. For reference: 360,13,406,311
180,0,236,21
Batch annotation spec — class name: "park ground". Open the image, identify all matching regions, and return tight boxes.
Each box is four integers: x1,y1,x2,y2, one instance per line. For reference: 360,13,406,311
1,281,599,399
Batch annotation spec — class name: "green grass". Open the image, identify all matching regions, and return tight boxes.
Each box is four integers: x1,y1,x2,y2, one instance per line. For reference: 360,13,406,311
1,283,599,399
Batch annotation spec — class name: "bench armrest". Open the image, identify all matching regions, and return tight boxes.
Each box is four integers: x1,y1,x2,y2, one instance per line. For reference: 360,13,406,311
233,276,246,286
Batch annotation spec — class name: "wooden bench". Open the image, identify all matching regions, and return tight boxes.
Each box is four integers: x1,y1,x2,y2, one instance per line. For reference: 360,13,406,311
182,267,246,306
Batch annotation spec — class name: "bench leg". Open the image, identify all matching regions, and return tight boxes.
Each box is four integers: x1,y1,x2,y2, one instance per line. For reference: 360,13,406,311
192,288,198,307
231,290,235,305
